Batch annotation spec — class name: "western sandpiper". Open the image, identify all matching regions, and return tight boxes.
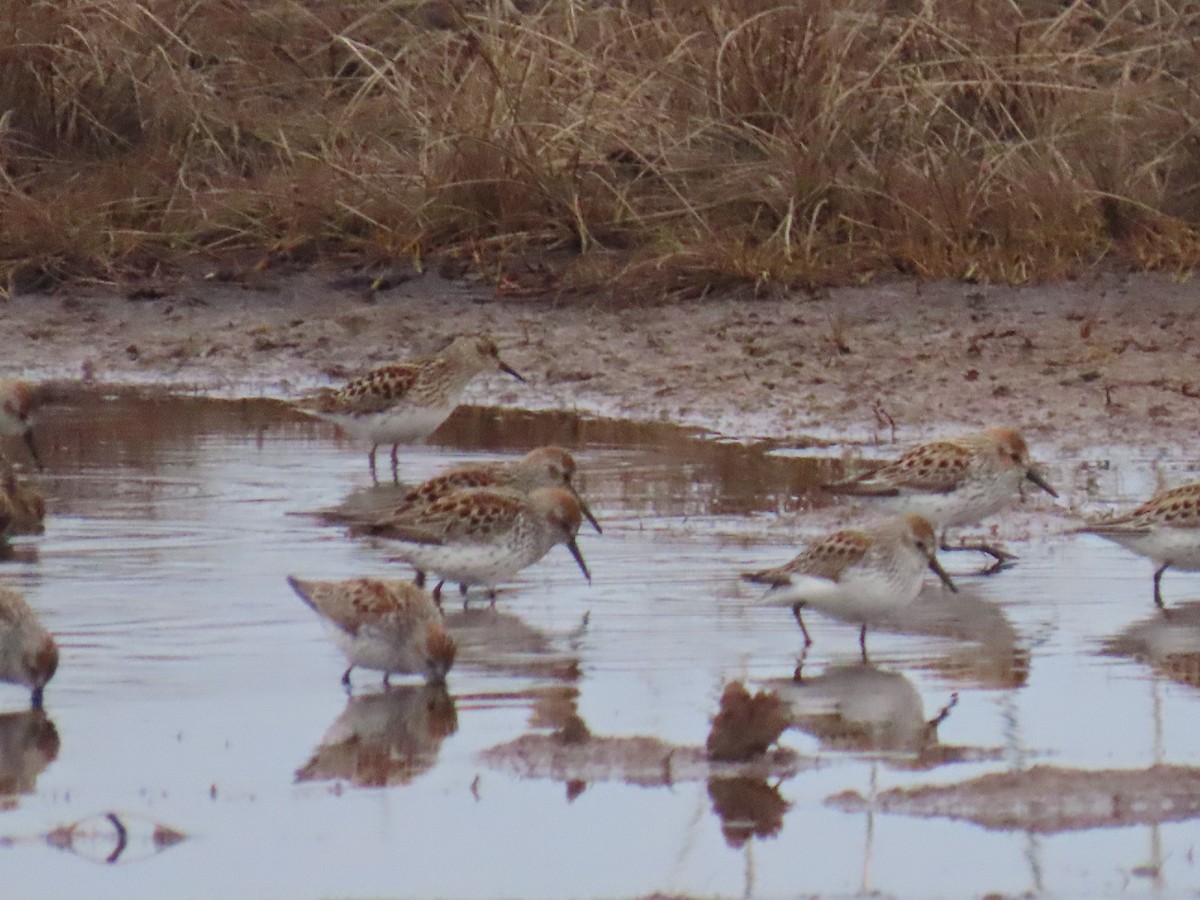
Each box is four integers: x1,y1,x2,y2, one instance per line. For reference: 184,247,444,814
0,380,42,469
826,427,1057,570
0,459,45,537
297,334,524,482
0,588,58,709
286,576,456,687
1076,480,1200,612
399,447,601,532
743,514,956,659
367,486,592,605
341,447,603,595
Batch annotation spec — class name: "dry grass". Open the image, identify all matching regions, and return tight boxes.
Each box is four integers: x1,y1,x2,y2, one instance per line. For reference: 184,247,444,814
4,0,1200,297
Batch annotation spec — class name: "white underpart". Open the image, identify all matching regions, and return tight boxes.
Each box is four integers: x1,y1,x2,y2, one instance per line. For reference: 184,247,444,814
755,543,930,622
315,404,456,447
327,622,426,676
394,535,555,589
0,620,38,688
1099,528,1200,572
876,467,1024,529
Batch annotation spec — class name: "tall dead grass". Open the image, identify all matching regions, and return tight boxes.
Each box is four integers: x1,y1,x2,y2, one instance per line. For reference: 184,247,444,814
2,0,1200,296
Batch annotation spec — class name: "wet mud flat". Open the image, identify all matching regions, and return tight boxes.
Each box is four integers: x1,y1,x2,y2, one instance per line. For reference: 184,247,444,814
2,387,1200,897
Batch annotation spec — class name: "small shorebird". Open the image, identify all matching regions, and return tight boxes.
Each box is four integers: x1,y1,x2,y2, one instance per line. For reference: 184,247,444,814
1075,481,1200,613
0,380,42,469
287,576,456,688
826,427,1057,570
0,588,58,709
0,459,45,537
367,486,592,605
337,446,603,533
743,514,956,659
297,334,524,482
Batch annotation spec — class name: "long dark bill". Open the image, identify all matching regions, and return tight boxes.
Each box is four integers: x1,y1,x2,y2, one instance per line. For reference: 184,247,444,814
566,537,592,582
499,360,526,383
1025,469,1058,498
928,557,958,593
23,428,42,471
573,490,603,535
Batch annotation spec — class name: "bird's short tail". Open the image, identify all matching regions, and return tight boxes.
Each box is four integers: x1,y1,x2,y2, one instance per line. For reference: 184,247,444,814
742,570,790,588
286,575,319,612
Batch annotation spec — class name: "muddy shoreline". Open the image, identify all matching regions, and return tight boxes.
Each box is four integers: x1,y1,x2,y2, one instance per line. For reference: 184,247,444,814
5,268,1200,457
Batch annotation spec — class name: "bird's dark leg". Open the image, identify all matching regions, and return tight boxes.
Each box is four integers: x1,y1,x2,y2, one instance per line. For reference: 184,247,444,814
939,530,1016,575
383,673,391,690
30,685,43,710
792,642,810,683
459,583,469,597
433,581,444,604
368,445,379,484
23,429,42,471
859,624,869,664
487,588,498,609
341,666,353,693
414,569,426,588
390,444,399,484
791,604,813,647
1154,564,1171,615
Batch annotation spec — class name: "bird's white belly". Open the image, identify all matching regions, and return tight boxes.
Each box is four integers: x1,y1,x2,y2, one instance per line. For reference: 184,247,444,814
882,476,1018,528
365,404,455,445
0,414,24,438
396,540,543,587
1109,529,1200,570
754,566,926,622
810,565,926,621
329,626,421,675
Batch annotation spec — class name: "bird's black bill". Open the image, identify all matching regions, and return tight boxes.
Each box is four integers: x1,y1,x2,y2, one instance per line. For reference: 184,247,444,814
566,537,591,582
575,492,603,535
500,361,526,383
928,557,958,593
23,428,42,470
1025,469,1057,498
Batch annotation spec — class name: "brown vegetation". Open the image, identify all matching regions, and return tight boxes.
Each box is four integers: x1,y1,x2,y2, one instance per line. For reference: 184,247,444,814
3,0,1200,296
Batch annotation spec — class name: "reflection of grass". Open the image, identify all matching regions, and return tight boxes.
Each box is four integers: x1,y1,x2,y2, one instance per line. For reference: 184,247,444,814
4,0,1200,294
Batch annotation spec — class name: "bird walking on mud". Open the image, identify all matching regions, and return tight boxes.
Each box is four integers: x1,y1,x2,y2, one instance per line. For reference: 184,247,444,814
1075,480,1200,613
825,426,1057,572
295,335,525,483
743,514,956,661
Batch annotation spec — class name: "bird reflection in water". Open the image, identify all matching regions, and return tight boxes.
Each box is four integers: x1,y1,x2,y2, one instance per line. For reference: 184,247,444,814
878,583,1031,691
707,777,789,849
0,708,58,806
296,684,458,788
764,662,995,770
1101,600,1200,690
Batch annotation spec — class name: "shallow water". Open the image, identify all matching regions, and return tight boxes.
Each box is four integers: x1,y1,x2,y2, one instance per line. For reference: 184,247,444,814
4,388,1200,898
